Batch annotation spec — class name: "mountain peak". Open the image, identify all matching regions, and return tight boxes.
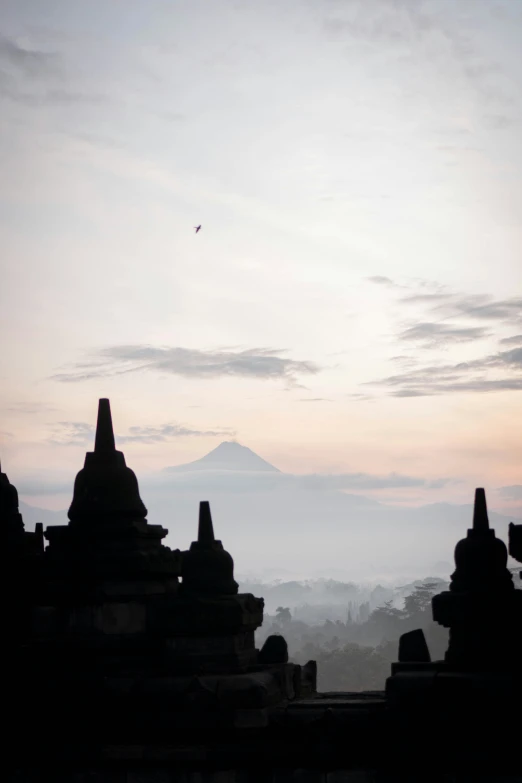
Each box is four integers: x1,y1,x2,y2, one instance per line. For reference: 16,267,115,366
167,441,280,473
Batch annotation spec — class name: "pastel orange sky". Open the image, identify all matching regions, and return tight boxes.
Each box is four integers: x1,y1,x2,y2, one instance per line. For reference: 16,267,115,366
1,0,521,517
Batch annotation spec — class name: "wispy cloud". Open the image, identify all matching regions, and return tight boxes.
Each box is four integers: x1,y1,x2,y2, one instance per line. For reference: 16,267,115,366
346,392,373,402
322,0,517,118
376,277,521,329
293,472,452,492
47,419,235,447
397,321,489,348
16,477,73,496
500,335,522,347
366,275,396,287
399,293,452,305
47,422,95,446
0,33,110,107
365,278,522,382
438,295,522,324
6,402,59,415
496,485,522,501
298,397,333,403
159,467,452,493
0,34,58,75
51,345,320,387
368,347,522,397
118,423,235,444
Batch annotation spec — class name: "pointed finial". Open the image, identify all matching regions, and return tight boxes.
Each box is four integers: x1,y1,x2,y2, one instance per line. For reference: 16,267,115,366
94,398,116,453
198,501,215,545
472,488,489,532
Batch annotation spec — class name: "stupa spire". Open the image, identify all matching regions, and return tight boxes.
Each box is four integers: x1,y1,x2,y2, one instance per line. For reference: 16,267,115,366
472,488,489,532
181,501,238,596
67,398,147,523
198,501,215,545
0,458,26,545
94,398,116,453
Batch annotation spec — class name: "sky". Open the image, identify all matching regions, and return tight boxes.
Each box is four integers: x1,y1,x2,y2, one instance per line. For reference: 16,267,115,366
1,0,521,517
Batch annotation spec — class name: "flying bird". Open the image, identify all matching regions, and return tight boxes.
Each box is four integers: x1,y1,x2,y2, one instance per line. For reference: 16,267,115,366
194,225,201,233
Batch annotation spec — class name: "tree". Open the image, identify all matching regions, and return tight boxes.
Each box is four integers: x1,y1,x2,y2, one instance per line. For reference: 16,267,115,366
313,642,391,692
403,582,440,628
369,600,406,641
275,606,292,624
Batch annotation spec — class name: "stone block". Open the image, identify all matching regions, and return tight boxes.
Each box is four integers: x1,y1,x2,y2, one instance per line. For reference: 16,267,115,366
327,772,375,783
102,579,179,597
95,602,147,635
233,708,269,728
148,594,263,636
31,606,62,636
217,671,282,708
166,632,255,656
291,771,325,783
127,770,171,783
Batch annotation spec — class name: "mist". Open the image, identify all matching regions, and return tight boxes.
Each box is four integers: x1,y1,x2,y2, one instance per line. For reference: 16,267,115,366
20,441,520,585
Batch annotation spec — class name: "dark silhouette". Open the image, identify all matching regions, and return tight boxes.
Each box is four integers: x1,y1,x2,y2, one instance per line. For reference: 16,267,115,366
194,224,201,233
3,399,522,781
509,521,522,580
259,634,289,664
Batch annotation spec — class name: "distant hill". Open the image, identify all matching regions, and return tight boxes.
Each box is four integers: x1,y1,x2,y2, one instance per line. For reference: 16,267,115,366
164,441,280,473
16,440,520,584
19,501,67,528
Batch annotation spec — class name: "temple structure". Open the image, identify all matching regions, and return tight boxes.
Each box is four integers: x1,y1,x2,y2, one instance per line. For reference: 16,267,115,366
3,399,522,782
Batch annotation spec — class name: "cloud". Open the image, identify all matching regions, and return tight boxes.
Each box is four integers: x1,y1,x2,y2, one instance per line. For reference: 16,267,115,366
367,276,522,358
366,276,396,286
0,33,109,107
47,422,95,446
118,423,236,444
390,356,418,368
42,88,110,106
499,335,522,347
294,473,452,492
16,477,73,496
397,322,489,347
47,420,236,447
441,295,522,324
322,5,440,46
363,279,522,395
6,402,59,414
368,276,455,298
155,467,452,494
368,347,522,397
51,345,320,387
399,293,453,305
298,397,333,403
394,281,521,327
0,34,58,75
321,1,516,119
496,485,522,501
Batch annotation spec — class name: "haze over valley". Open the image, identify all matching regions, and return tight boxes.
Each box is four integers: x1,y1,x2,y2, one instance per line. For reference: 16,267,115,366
19,439,520,585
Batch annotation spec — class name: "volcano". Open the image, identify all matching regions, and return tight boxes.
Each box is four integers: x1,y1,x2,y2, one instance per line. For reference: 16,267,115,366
165,441,281,473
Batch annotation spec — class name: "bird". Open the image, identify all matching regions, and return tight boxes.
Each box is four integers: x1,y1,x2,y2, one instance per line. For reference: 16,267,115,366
194,225,201,233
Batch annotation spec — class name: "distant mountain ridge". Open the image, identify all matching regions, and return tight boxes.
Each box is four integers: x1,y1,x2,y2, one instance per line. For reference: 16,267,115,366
165,441,280,473
16,441,520,583
19,501,67,528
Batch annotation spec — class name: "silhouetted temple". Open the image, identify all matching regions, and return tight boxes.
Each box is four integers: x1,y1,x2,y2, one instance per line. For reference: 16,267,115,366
3,400,522,782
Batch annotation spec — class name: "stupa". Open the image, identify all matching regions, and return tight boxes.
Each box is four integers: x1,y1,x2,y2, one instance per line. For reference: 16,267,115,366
0,458,44,562
386,488,522,758
6,403,521,779
18,399,314,755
